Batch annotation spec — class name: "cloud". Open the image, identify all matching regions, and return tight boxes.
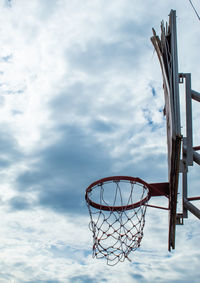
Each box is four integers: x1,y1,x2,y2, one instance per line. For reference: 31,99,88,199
8,196,33,211
1,54,12,62
68,39,140,75
90,119,116,133
0,124,22,168
15,124,114,214
25,281,61,283
66,16,153,77
70,275,96,283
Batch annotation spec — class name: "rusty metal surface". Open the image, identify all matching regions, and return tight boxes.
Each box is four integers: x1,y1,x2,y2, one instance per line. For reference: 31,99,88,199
151,10,181,251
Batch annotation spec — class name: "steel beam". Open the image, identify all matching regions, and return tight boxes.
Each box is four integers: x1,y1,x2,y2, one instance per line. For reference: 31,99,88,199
188,196,200,201
184,73,193,166
182,138,188,218
183,146,200,166
183,198,200,219
191,90,200,102
193,150,200,165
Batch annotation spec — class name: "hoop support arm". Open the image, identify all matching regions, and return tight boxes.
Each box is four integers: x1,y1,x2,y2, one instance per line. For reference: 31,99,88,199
149,182,169,197
145,204,169,210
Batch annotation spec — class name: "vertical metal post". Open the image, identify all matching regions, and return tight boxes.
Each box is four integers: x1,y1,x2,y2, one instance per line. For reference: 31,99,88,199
182,139,188,219
171,11,181,136
180,73,193,220
184,73,193,166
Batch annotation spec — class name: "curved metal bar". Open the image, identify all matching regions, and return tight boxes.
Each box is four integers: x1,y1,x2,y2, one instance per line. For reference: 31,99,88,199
86,176,151,211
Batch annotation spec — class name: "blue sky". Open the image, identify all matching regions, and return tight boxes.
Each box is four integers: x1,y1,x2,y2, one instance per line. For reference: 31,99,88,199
0,0,200,282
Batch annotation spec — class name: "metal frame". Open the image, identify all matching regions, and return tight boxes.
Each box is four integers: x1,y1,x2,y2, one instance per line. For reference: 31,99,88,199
151,10,200,250
178,73,200,222
168,10,182,251
152,10,182,251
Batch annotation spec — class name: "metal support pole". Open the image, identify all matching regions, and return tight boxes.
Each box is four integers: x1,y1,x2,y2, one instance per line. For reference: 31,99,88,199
193,150,200,165
183,198,200,220
183,146,200,166
182,139,188,219
182,172,188,218
191,90,200,102
183,73,193,166
188,196,200,201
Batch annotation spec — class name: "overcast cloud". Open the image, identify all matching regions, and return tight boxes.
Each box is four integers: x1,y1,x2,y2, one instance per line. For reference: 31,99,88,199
0,0,199,282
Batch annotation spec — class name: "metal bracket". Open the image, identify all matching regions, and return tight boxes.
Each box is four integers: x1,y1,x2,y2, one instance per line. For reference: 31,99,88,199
179,73,184,84
179,160,187,173
176,213,184,225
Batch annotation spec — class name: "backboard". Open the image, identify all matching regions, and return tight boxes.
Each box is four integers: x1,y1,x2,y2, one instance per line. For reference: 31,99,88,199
151,10,181,250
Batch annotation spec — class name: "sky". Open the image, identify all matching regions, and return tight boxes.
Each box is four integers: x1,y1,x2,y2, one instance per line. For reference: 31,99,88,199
0,0,200,282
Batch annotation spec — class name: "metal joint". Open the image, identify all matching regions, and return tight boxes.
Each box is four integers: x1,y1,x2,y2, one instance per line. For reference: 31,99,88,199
176,213,184,225
178,73,184,83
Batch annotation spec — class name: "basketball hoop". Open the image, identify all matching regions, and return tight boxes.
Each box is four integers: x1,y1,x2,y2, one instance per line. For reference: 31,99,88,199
85,176,152,265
